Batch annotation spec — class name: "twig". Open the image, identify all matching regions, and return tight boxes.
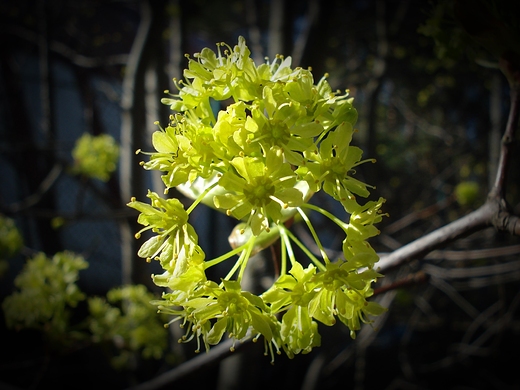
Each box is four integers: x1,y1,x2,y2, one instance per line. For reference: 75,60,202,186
373,271,428,296
423,259,520,280
127,338,252,390
377,59,520,271
383,194,455,235
423,243,520,261
1,24,128,68
5,163,63,213
377,202,493,272
429,276,480,318
493,80,520,197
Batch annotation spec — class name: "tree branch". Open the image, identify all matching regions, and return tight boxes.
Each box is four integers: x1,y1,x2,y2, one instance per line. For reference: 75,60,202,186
378,203,493,272
378,65,520,272
492,82,519,197
1,24,128,68
126,338,253,390
4,163,63,213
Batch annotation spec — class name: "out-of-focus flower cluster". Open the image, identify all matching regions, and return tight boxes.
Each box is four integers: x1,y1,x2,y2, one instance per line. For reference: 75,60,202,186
128,36,386,361
2,251,168,367
2,251,88,343
72,133,119,182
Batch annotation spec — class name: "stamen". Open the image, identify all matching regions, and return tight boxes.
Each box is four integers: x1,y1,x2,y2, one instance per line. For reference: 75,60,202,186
269,195,288,209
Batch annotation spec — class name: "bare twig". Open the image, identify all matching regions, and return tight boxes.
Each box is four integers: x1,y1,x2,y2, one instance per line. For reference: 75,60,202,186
5,163,63,213
126,338,253,390
423,260,520,280
493,78,520,197
392,95,454,143
377,55,520,271
423,243,520,261
1,24,128,68
383,194,455,236
373,271,428,296
377,202,493,271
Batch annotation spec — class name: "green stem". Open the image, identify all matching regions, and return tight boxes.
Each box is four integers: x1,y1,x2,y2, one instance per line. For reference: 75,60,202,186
296,207,330,264
221,235,256,282
278,226,292,275
237,235,257,282
186,180,219,215
204,241,250,269
300,203,349,233
284,228,327,272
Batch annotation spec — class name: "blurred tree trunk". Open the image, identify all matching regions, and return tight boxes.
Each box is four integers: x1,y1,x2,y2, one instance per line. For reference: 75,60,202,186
362,0,388,181
291,0,319,67
267,0,284,60
0,49,59,254
36,0,61,253
119,0,170,288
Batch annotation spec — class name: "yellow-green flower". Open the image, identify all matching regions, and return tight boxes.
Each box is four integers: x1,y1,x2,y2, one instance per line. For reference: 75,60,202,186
297,122,373,212
309,260,384,329
129,36,387,360
127,191,202,275
214,147,304,235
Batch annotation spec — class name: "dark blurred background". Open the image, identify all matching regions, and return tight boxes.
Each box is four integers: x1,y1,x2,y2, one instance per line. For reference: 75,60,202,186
1,0,519,389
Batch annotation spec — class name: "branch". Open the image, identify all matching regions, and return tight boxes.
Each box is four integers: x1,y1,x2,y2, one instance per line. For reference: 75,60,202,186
383,194,455,236
378,203,492,271
127,338,253,390
492,81,520,197
378,62,520,272
4,163,63,213
1,24,128,68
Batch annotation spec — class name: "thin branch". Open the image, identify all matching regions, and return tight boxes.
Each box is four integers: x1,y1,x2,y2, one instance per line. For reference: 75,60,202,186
373,271,428,296
430,276,481,319
423,259,520,280
127,338,252,390
392,95,454,143
454,270,520,290
383,194,455,235
424,243,520,261
371,36,520,279
377,202,493,272
378,243,520,261
377,74,520,271
2,24,128,68
492,84,520,196
5,163,63,213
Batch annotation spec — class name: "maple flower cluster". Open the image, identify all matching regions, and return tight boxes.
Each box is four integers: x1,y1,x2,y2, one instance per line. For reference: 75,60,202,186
128,36,386,361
